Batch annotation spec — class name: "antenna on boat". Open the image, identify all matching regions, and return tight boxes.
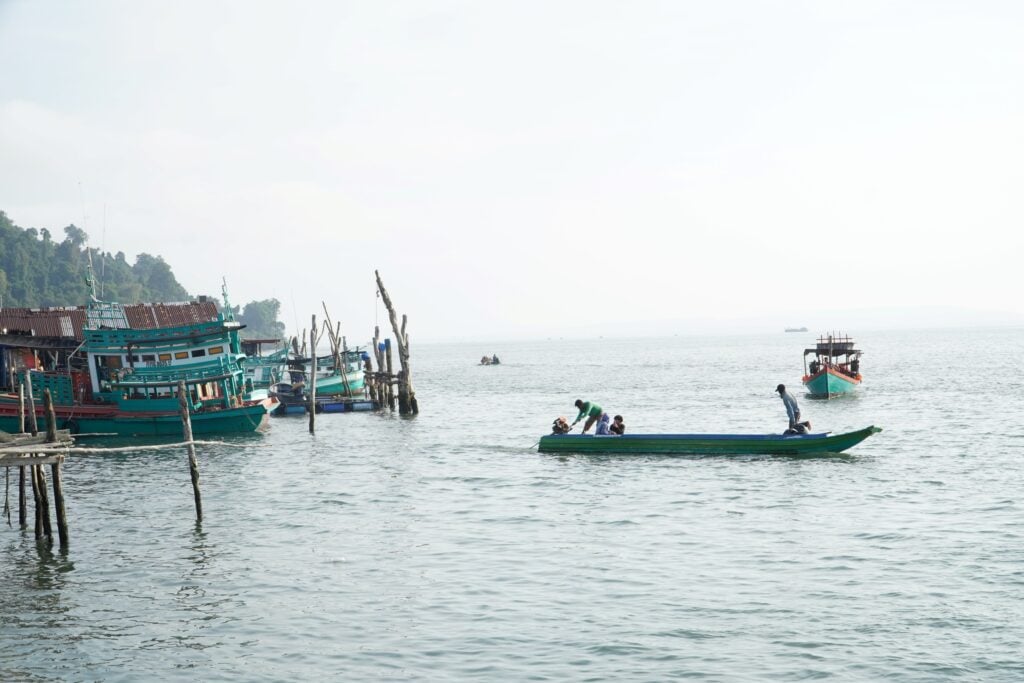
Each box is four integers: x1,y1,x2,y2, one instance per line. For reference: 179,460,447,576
99,204,107,299
221,277,235,321
86,248,99,302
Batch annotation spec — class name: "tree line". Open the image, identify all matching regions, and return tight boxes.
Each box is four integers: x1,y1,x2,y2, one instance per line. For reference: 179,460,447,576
0,210,285,340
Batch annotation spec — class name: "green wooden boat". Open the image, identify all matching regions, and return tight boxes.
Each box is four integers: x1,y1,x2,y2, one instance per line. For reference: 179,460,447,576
0,287,274,437
538,425,881,455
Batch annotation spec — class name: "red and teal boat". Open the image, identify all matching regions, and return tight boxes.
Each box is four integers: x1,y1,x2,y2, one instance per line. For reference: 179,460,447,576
802,333,863,398
0,291,275,437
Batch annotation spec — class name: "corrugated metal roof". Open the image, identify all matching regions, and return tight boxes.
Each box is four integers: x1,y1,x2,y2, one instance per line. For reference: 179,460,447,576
0,301,221,342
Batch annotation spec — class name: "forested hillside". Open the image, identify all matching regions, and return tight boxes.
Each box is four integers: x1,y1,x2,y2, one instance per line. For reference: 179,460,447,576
0,211,285,339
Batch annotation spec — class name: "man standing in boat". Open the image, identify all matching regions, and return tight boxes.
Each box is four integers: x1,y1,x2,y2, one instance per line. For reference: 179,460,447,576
776,384,812,434
572,399,604,434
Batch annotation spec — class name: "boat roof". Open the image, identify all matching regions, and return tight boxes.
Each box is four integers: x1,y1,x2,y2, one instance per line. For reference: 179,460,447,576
803,347,862,356
0,300,221,342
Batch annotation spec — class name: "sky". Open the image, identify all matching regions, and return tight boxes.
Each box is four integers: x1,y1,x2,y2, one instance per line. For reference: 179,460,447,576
2,1,1023,342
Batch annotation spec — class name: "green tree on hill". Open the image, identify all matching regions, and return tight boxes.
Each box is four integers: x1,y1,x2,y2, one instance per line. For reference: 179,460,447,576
0,211,284,335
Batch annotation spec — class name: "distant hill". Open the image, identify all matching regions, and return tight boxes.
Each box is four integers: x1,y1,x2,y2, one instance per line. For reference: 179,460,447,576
0,210,285,340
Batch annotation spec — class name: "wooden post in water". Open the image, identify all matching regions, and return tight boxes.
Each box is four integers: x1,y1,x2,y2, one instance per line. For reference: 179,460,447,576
18,383,25,434
321,304,353,398
384,338,396,412
43,389,57,442
375,270,418,414
36,471,53,542
308,315,317,434
44,389,69,547
30,462,42,539
18,383,26,528
24,376,38,436
372,326,384,408
177,381,203,523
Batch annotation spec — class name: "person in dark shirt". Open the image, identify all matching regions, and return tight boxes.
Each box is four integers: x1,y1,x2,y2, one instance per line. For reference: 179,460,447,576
610,415,625,435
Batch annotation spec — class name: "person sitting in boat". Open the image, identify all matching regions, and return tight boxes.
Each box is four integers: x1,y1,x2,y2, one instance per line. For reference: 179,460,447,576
809,359,820,375
551,416,571,434
572,398,604,434
776,384,812,435
595,412,612,435
610,415,625,435
491,354,500,365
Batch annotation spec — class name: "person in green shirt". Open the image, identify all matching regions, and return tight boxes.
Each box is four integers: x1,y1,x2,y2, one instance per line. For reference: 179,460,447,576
572,399,604,434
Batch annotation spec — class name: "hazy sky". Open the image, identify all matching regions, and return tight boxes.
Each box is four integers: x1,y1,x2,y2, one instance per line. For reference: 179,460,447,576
2,1,1022,341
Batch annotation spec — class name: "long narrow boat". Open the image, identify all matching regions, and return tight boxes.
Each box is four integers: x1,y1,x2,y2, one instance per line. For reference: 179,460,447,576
538,425,881,455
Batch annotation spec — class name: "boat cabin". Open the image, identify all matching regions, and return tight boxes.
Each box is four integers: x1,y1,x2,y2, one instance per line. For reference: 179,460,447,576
802,333,863,379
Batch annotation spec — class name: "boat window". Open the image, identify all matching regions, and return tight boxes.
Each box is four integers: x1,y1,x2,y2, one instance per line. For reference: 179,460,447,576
208,346,224,355
141,354,156,362
191,349,206,357
127,354,139,362
175,351,189,360
159,353,172,362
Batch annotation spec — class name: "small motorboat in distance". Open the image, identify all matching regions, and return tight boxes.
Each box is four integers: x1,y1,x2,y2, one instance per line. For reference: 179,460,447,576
538,426,881,456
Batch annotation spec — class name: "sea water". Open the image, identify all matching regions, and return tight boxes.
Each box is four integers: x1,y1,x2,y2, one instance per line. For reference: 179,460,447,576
2,328,1023,681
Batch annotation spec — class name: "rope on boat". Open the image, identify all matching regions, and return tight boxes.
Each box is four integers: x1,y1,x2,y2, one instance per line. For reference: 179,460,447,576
0,440,245,455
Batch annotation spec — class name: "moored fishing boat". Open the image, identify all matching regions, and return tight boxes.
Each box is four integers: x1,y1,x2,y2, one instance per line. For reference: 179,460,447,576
241,339,290,389
538,425,881,455
0,290,275,436
293,350,367,396
801,333,863,398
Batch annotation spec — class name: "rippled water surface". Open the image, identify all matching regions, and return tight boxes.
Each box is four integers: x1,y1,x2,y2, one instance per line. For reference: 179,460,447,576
3,328,1024,681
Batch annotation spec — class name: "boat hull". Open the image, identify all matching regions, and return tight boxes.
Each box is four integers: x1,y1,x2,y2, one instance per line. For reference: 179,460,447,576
312,371,366,396
538,426,881,455
802,368,861,397
0,399,273,437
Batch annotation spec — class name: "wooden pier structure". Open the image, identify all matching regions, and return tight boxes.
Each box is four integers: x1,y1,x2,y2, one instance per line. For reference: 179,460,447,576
1,388,73,548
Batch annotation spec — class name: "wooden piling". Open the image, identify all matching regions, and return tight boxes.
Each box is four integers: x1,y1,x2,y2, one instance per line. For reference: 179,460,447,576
35,463,53,541
372,326,384,408
177,381,203,522
44,389,68,547
321,304,353,397
2,431,73,544
384,338,396,412
18,461,26,529
30,461,42,539
24,375,39,436
43,389,57,442
17,383,27,527
375,270,418,415
18,383,25,434
50,459,69,547
308,315,318,434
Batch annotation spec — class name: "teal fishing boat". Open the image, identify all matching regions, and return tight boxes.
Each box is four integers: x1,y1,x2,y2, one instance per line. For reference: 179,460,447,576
802,333,863,398
538,426,881,455
291,350,367,396
241,339,290,389
0,286,275,437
